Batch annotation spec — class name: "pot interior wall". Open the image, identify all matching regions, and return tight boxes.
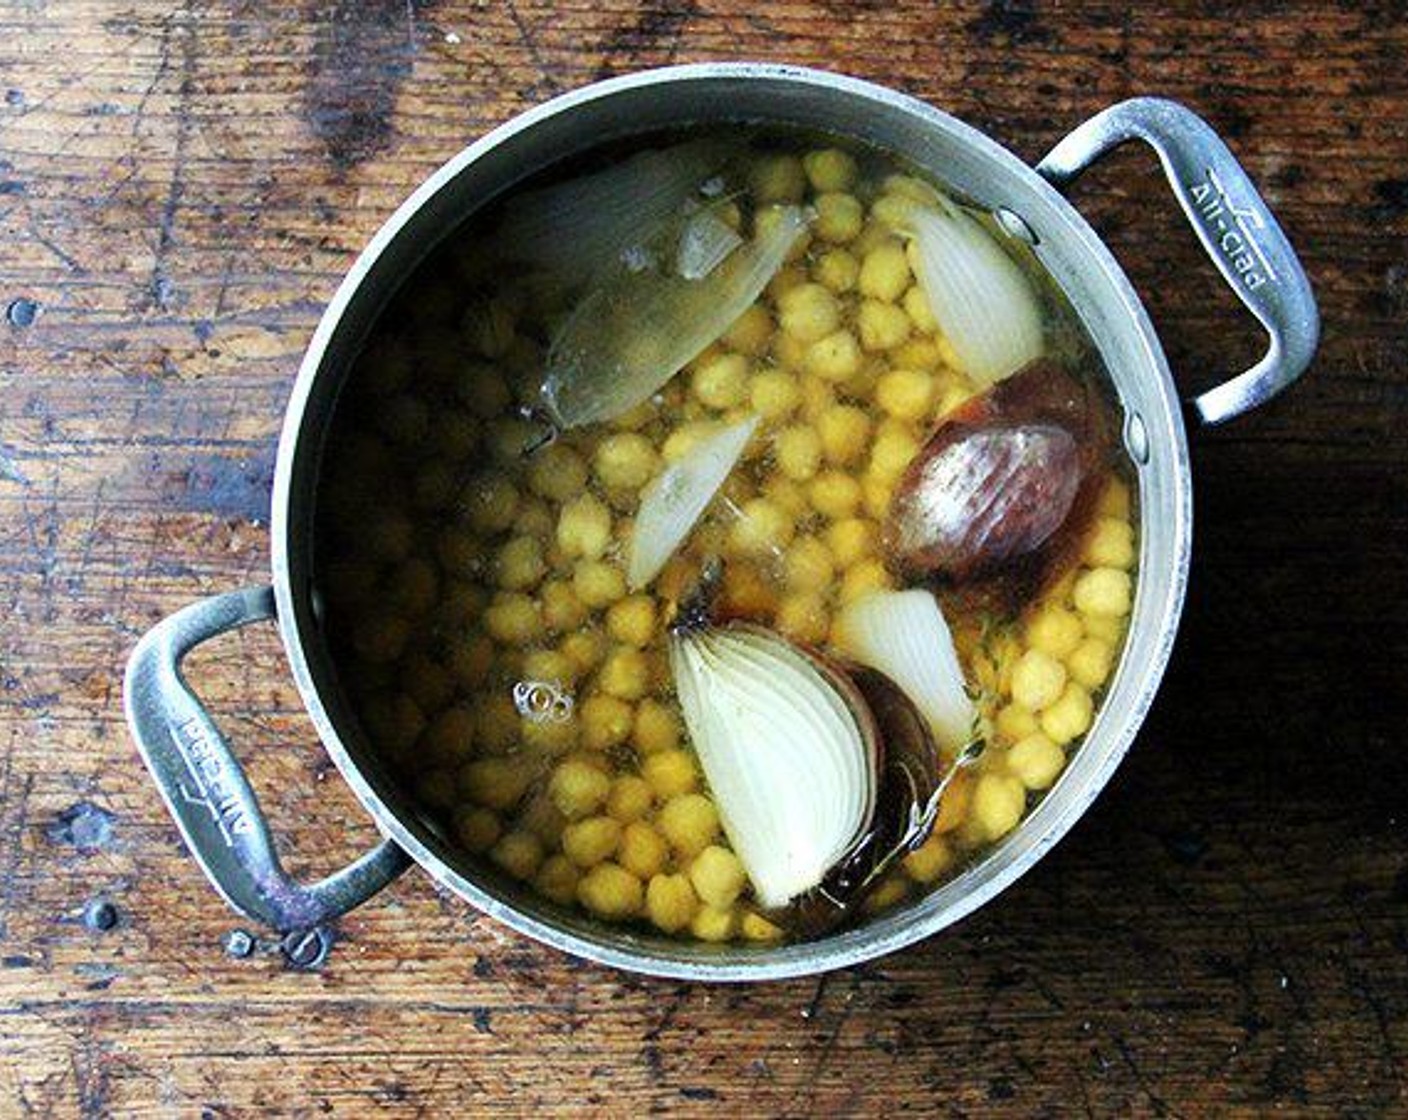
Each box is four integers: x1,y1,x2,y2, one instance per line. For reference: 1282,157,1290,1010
275,67,1190,978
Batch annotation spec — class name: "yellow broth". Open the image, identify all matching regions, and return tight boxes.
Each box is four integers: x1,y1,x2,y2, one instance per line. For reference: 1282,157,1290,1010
313,133,1137,944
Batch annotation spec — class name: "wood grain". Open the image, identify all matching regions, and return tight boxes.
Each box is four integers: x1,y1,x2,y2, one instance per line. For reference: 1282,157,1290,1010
1,2,1405,1115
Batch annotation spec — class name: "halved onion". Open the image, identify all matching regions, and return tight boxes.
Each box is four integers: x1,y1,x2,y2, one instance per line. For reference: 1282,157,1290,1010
889,196,1044,388
833,589,976,754
542,205,809,429
628,415,760,589
669,623,878,909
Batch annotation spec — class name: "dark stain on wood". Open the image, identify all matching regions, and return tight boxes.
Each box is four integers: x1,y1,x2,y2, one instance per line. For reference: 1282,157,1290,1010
45,803,117,852
594,0,700,77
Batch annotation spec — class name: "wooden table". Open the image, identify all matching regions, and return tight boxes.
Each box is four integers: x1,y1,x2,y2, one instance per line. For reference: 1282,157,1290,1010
2,2,1404,1114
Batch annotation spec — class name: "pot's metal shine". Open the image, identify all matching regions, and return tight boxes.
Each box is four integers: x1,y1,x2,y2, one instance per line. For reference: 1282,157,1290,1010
127,64,1317,980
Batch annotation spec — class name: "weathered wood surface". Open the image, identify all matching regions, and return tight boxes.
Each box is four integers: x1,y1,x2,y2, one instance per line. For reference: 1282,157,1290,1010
1,1,1405,1115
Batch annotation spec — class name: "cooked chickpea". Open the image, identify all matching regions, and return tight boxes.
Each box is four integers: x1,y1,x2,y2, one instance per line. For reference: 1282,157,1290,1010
875,368,935,422
593,432,658,491
642,749,698,799
858,239,912,301
839,557,893,604
491,830,544,880
724,304,772,355
775,425,822,482
863,875,909,914
973,773,1026,841
658,794,720,857
996,702,1040,743
869,426,920,481
577,862,643,919
902,833,953,884
540,579,587,634
522,443,584,506
605,594,656,648
633,699,681,755
388,558,439,616
1011,649,1068,712
857,299,912,351
814,248,859,294
688,845,747,909
474,692,519,753
1085,517,1136,570
814,191,864,242
411,458,455,512
378,393,430,447
661,420,719,464
495,535,546,592
1097,477,1132,519
401,654,453,714
365,511,414,563
484,592,543,646
562,815,622,868
778,283,841,343
1068,637,1115,690
750,368,800,420
444,633,493,691
804,329,863,382
1008,733,1066,790
902,284,939,332
646,872,699,934
415,768,456,810
815,405,871,466
750,153,807,203
728,497,794,555
741,911,785,942
598,646,650,701
549,759,611,820
607,776,654,823
1082,613,1124,644
573,560,627,610
1040,682,1094,745
1025,606,1084,659
692,353,750,410
809,471,863,520
421,706,475,763
784,537,835,592
690,905,739,942
758,205,812,263
460,758,533,812
455,806,501,853
533,854,580,906
777,592,829,644
825,518,877,568
556,494,613,561
618,820,669,879
1074,567,1133,618
464,475,519,534
579,694,634,751
803,147,858,192
353,610,409,664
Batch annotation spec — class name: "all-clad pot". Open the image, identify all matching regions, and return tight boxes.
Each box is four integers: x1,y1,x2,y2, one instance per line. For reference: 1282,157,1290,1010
124,64,1318,980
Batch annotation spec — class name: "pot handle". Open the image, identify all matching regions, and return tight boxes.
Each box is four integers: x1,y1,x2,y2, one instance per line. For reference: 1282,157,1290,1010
1037,97,1319,426
124,586,412,947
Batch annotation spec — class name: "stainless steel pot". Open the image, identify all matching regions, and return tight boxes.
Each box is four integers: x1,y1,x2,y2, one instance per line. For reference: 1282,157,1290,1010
124,64,1318,980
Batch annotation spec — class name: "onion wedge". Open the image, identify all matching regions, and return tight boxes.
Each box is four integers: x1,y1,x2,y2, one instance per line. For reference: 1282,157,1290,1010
833,589,976,754
541,205,809,429
628,415,760,589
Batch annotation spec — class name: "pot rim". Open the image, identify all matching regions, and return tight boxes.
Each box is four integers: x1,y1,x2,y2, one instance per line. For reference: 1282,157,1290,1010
270,62,1191,981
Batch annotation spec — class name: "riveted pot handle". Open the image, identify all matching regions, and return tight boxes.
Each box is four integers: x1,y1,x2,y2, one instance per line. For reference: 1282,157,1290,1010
1037,97,1319,426
124,586,411,943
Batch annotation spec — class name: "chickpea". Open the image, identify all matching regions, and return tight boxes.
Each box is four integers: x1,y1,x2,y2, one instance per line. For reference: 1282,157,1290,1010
690,905,739,943
809,471,863,520
996,702,1040,743
454,363,511,418
598,646,650,701
400,654,453,714
1082,613,1124,644
633,699,681,755
750,368,801,420
642,749,698,799
605,594,657,648
875,368,936,422
803,147,858,192
816,405,871,466
662,420,722,463
577,862,644,919
901,285,939,333
858,239,913,301
490,830,544,881
386,558,438,616
1025,606,1084,659
839,558,893,604
1040,682,1094,746
421,705,475,763
460,757,533,812
825,518,877,567
646,872,699,934
803,329,863,382
514,499,554,541
724,304,773,356
764,475,809,518
1097,477,1132,519
1068,637,1115,690
579,694,634,751
814,192,864,243
973,773,1026,841
560,629,607,676
474,692,519,753
784,537,835,592
778,592,829,644
526,442,588,503
562,815,622,869
463,474,519,534
556,494,613,561
902,834,953,884
378,393,430,447
778,283,841,343
435,526,481,579
775,426,822,482
857,299,912,351
549,759,611,820
658,793,720,857
728,498,795,555
692,353,750,410
1085,517,1137,570
573,560,627,610
540,579,587,634
758,205,812,263
495,535,546,592
361,692,425,758
1008,733,1066,790
1011,649,1068,712
750,153,807,203
523,648,576,686
869,426,920,481
1074,568,1133,618
689,845,747,909
863,876,909,915
411,458,456,512
352,610,409,664
365,511,414,563
607,776,654,823
454,806,501,854
862,472,894,520
533,854,580,906
415,768,456,811
814,248,859,294
619,820,669,879
484,592,543,646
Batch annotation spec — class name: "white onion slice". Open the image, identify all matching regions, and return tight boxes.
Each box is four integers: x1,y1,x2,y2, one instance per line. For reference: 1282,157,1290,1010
669,624,877,909
833,589,976,754
899,198,1044,388
542,205,808,429
492,140,723,289
628,415,759,589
